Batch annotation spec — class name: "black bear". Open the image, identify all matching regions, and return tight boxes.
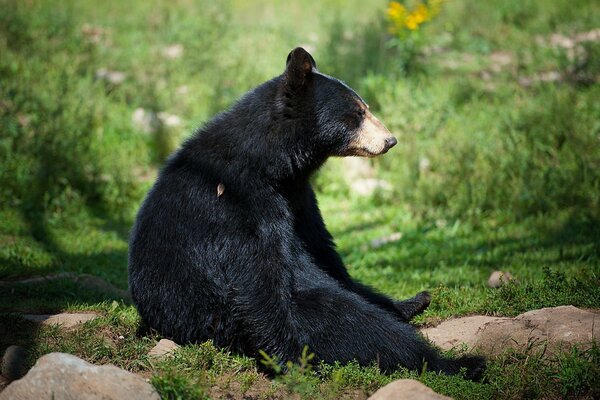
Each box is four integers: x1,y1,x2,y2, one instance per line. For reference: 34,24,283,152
128,48,485,380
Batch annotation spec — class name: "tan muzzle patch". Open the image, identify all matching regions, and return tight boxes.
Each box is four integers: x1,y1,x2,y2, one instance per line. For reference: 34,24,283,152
345,111,397,157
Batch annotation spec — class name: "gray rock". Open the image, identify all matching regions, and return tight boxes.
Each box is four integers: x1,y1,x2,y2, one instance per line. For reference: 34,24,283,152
341,157,375,182
1,346,27,381
162,44,184,59
422,306,600,357
0,352,160,400
366,232,403,250
95,68,126,85
148,339,179,359
368,379,451,400
21,313,99,328
350,178,392,196
487,270,515,288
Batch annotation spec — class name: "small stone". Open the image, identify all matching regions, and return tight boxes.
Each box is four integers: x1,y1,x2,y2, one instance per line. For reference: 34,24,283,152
368,379,451,400
574,28,600,43
132,108,160,134
157,112,182,128
0,353,160,400
369,232,403,249
21,313,99,328
1,345,27,381
489,51,513,67
350,179,392,196
176,85,189,95
342,157,375,182
148,339,179,359
95,68,126,85
419,157,431,173
487,271,515,288
162,43,184,59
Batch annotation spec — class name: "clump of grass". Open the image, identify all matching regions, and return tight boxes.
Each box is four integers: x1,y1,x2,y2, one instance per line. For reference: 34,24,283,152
483,266,600,316
151,370,209,400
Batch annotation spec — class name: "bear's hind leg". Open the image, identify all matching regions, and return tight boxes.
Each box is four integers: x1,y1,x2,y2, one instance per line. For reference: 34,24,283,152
292,287,485,380
394,291,431,321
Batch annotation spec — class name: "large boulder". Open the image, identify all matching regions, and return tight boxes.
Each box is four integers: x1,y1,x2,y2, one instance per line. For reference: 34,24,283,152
422,306,599,357
0,353,160,400
368,379,451,400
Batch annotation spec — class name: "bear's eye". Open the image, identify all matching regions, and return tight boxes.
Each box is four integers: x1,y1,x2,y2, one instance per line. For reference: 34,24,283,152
343,110,363,129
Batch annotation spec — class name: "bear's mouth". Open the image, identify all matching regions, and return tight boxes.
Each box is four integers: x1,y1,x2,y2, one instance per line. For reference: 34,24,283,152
344,111,396,157
354,147,390,157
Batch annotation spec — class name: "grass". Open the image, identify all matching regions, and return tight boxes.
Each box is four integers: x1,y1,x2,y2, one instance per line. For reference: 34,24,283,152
1,0,599,398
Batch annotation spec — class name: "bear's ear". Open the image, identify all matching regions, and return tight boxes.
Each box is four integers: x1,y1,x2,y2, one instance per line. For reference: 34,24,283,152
284,47,316,89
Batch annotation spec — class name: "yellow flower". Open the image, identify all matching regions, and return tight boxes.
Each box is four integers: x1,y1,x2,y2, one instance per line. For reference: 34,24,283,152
405,14,418,30
413,4,429,23
387,0,444,34
387,1,406,20
387,1,407,33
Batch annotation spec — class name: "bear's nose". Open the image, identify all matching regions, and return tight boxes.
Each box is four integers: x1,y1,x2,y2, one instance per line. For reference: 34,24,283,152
385,137,397,149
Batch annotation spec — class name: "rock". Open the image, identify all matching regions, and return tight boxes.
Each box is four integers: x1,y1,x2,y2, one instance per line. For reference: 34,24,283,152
162,43,184,59
21,313,99,328
1,346,27,381
0,353,160,400
368,379,451,400
340,158,393,196
422,306,600,357
95,68,126,85
132,108,160,134
574,28,600,43
487,271,515,288
519,71,563,87
132,108,183,134
350,178,392,196
148,339,179,358
157,112,182,128
489,51,513,67
422,315,503,351
342,157,375,182
81,24,110,45
419,157,431,174
368,232,403,249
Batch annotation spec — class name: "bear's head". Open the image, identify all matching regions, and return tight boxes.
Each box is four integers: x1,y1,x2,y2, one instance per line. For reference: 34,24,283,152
280,47,397,161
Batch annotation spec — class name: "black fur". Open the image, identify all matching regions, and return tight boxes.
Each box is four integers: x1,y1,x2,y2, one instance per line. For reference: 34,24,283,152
128,48,485,380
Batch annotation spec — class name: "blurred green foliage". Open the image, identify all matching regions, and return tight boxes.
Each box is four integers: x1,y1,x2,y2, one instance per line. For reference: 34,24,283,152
1,0,598,224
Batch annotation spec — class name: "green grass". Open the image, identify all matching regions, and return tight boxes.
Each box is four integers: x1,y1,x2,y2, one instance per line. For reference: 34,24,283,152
1,0,599,398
